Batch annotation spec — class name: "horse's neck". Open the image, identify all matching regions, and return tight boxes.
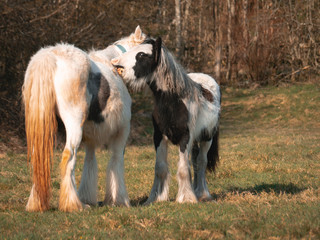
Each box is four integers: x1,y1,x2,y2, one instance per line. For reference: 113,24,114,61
147,81,159,95
147,70,200,108
148,81,181,103
149,66,198,96
89,46,120,66
91,45,120,62
99,45,119,60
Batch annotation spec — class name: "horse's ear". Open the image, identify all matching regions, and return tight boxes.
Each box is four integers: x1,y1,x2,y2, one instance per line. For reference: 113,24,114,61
134,26,142,41
154,37,162,64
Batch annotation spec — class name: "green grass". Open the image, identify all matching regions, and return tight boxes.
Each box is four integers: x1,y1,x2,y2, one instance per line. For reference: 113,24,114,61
1,83,319,239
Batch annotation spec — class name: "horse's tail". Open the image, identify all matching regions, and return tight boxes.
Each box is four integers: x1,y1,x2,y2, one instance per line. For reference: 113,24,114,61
206,127,219,172
23,49,57,211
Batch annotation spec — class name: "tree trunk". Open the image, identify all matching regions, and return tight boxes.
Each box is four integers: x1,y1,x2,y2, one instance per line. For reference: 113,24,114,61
226,0,234,82
198,0,204,61
243,0,249,47
157,0,167,25
182,0,191,40
213,0,222,83
175,0,182,60
182,0,191,61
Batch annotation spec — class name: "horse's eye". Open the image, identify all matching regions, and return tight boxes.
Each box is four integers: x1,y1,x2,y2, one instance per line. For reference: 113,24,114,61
136,52,147,60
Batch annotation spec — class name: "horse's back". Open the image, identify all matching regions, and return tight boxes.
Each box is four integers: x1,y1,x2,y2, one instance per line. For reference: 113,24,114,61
188,73,219,95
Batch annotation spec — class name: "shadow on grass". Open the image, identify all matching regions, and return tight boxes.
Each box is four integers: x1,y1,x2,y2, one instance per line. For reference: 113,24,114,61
97,196,150,208
92,183,306,207
214,183,306,200
129,183,307,206
130,196,149,207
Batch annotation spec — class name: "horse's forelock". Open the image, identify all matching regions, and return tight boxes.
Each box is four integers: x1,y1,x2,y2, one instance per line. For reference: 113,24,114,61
142,38,156,45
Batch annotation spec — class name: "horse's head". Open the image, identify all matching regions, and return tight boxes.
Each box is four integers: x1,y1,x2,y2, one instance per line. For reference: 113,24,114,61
114,26,147,52
111,37,162,91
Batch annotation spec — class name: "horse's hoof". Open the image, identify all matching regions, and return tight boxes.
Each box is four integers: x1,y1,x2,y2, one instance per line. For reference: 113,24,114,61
103,198,131,207
83,204,91,210
176,194,198,203
195,191,214,202
198,195,214,202
142,199,154,206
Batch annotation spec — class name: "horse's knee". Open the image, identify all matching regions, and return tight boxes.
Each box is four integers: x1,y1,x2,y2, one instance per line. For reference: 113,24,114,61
67,128,83,150
177,166,190,181
177,152,191,181
155,161,168,179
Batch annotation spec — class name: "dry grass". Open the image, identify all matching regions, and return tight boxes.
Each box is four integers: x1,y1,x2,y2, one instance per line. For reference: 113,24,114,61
0,83,319,239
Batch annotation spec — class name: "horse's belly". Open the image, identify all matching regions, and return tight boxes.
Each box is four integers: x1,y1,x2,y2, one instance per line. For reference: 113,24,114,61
82,121,112,146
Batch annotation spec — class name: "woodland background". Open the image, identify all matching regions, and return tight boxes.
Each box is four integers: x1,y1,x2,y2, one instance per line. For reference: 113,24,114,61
0,0,319,149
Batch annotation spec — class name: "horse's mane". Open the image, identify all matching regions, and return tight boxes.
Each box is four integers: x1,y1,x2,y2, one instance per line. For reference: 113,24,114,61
89,29,146,63
152,45,199,98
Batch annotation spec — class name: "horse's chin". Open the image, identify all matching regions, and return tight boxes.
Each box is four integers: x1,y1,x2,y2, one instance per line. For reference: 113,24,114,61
126,78,147,92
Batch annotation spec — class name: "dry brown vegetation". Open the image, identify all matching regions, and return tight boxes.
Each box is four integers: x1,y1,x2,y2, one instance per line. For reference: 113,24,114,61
0,1,319,147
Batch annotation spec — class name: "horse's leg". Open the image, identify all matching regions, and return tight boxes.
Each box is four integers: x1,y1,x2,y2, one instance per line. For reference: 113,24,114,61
58,119,84,212
194,140,213,201
144,116,170,205
191,143,199,191
144,137,170,205
78,143,98,206
176,141,198,203
103,127,130,207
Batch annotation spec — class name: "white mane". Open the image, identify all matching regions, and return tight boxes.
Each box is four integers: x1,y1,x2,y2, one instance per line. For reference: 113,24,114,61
151,45,200,98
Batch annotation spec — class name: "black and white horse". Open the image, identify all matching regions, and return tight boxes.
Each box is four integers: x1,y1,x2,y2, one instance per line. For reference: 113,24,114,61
112,37,221,204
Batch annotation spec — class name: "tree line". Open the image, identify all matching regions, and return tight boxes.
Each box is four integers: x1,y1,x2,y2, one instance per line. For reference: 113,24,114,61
171,0,319,86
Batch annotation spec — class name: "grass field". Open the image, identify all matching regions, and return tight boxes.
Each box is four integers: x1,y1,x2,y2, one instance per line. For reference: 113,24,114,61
1,83,319,239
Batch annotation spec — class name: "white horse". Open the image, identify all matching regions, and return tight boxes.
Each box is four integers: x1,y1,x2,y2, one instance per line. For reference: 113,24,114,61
22,26,146,212
111,37,221,204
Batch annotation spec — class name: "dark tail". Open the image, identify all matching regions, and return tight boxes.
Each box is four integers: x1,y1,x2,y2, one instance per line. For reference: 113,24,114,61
206,127,219,172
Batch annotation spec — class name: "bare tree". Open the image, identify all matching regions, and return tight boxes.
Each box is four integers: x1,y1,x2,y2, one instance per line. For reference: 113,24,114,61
242,0,249,47
157,0,167,24
175,0,182,60
197,0,204,62
182,0,191,40
213,0,222,83
226,0,235,82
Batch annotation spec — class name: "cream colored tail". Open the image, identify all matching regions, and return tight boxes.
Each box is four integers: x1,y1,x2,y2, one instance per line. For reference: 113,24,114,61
22,49,57,211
